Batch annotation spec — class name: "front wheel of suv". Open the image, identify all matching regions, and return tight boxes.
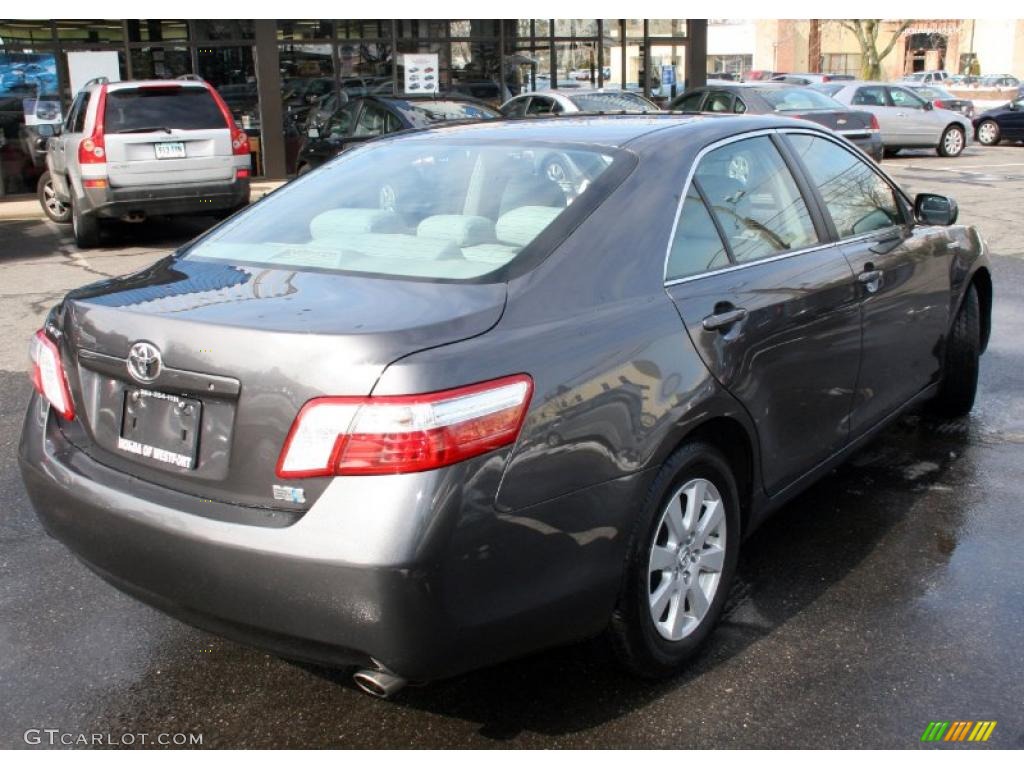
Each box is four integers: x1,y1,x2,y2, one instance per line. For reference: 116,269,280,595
609,442,740,678
71,196,101,248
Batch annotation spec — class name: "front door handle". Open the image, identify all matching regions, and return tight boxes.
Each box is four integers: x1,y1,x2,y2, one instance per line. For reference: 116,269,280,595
702,307,748,332
858,269,884,293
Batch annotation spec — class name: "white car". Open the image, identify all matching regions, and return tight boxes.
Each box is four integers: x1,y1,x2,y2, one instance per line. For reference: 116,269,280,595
500,89,660,117
816,80,972,157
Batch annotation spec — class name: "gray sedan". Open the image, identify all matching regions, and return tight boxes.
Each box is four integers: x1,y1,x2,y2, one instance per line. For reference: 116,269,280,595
20,115,991,697
816,80,972,156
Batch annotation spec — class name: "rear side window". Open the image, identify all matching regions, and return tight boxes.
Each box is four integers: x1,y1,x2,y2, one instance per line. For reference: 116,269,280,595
705,92,733,112
667,187,730,280
70,91,90,133
694,136,819,264
104,87,227,133
673,91,705,111
786,133,903,238
852,86,887,107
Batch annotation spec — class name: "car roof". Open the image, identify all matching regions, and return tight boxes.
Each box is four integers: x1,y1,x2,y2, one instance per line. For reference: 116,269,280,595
389,113,822,150
102,79,209,92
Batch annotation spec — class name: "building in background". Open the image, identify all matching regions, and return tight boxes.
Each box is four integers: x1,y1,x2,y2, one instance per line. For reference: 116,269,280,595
0,19,708,194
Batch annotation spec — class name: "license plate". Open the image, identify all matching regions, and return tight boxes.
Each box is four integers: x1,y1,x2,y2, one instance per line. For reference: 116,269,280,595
118,388,201,470
154,141,186,159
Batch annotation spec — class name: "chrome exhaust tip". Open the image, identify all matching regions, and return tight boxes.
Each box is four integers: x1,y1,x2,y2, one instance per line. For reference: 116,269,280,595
352,666,407,699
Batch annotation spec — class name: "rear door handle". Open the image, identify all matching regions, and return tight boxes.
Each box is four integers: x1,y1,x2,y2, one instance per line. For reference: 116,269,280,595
702,307,748,331
858,269,884,293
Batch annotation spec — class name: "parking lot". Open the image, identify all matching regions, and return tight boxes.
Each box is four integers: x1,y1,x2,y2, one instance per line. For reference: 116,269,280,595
1,144,1023,748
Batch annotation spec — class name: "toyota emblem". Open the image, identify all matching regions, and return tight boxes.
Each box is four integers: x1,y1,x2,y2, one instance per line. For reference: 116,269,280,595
127,341,162,383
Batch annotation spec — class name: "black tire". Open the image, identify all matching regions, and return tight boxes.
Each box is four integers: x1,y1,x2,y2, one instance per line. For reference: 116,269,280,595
37,171,71,224
297,162,311,176
938,124,966,157
71,195,101,248
608,442,741,678
930,284,980,418
883,147,901,158
976,119,1001,146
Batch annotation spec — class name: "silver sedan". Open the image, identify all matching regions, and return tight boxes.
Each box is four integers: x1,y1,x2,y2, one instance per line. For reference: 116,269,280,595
815,80,972,157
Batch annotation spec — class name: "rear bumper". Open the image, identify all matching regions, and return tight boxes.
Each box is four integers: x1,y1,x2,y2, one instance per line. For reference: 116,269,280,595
18,394,640,680
845,133,884,162
83,177,249,219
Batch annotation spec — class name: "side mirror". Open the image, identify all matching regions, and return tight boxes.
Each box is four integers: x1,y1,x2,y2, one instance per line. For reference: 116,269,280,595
915,193,958,226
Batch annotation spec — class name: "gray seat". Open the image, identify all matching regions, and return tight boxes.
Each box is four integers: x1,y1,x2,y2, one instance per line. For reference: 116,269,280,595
309,208,403,240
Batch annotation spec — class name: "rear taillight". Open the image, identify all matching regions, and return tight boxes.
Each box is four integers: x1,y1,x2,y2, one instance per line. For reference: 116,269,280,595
933,99,945,109
869,113,880,131
235,167,250,179
276,374,533,478
29,330,75,421
77,85,108,165
822,75,832,83
206,83,250,156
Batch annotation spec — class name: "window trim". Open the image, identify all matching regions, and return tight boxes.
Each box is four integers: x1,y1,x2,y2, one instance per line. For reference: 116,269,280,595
662,127,915,287
662,128,831,286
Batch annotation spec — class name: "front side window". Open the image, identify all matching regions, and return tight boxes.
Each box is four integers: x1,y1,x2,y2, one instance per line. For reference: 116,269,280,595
666,187,730,280
187,141,618,281
504,98,529,118
704,91,734,113
673,91,705,112
889,87,926,109
352,102,393,137
694,135,819,263
527,97,555,115
326,103,358,138
786,133,903,239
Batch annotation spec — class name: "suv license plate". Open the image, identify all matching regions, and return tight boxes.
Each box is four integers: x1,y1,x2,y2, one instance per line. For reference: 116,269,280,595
155,141,186,159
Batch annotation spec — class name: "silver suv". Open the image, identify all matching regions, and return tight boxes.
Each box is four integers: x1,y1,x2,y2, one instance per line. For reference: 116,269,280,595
45,77,251,247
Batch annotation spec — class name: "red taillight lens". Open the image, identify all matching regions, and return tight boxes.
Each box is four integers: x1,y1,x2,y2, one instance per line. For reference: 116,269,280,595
77,84,107,165
869,113,880,130
933,99,945,109
205,83,251,156
29,330,75,421
822,75,832,83
276,375,533,478
235,167,250,179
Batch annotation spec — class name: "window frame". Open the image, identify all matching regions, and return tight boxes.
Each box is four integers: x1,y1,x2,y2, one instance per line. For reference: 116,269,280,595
662,127,914,287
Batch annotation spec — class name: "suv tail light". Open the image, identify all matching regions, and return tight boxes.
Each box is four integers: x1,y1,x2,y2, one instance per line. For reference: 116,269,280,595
277,375,533,478
206,84,250,156
869,113,880,131
77,84,108,165
29,330,75,421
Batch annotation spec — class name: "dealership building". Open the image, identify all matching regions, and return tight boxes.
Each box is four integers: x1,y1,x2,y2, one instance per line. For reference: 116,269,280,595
0,19,708,194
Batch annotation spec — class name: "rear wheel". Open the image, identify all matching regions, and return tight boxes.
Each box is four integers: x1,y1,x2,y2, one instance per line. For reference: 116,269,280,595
71,195,101,248
976,119,1001,146
883,147,901,158
938,125,966,157
37,172,71,224
609,442,740,678
930,284,980,418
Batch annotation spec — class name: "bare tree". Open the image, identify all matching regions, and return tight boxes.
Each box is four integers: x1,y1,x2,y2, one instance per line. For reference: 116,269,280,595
836,20,914,80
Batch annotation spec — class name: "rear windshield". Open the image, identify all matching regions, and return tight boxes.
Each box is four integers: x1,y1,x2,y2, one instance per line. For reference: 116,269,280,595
104,87,227,133
389,100,501,127
568,92,658,112
757,88,843,111
916,86,954,100
187,140,617,281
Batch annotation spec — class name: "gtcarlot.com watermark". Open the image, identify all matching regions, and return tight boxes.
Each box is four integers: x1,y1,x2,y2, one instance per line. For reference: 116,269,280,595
24,728,203,747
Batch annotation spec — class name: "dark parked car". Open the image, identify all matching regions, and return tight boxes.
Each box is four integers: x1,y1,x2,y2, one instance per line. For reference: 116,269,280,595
21,115,991,698
669,83,883,161
973,96,1024,145
902,83,975,119
295,94,500,174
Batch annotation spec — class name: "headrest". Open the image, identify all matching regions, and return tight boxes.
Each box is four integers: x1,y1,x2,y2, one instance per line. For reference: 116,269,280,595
416,215,496,247
309,208,402,240
495,206,563,247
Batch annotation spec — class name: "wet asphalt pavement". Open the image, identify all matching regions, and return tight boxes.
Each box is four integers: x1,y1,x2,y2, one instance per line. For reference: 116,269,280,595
1,146,1023,748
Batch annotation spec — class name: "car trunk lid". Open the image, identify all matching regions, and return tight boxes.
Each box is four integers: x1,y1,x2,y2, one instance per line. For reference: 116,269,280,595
789,108,876,139
55,257,506,511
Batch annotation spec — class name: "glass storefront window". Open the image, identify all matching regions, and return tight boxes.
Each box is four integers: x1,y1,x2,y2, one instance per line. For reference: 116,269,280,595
554,19,598,38
126,20,188,42
337,41,393,91
648,20,687,38
649,44,687,101
194,21,254,41
0,44,59,195
277,20,333,41
450,40,505,104
130,46,191,79
336,20,391,40
55,20,124,44
0,21,53,47
554,40,600,91
450,21,501,39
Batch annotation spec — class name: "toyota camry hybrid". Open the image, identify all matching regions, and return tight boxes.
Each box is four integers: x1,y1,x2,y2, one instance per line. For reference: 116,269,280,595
19,115,992,698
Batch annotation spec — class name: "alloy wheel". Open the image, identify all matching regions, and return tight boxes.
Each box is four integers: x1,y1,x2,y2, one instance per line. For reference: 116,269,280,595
977,121,998,145
944,127,964,155
43,179,67,220
647,477,727,641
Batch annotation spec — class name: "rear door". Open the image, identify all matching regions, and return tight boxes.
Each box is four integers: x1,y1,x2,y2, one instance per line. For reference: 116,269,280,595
887,86,940,145
50,90,88,197
102,84,234,187
665,132,862,494
849,85,905,143
783,130,952,435
1001,98,1024,139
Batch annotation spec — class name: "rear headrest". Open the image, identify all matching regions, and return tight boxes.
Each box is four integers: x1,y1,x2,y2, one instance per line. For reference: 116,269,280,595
500,173,566,216
496,206,563,247
309,208,402,240
343,233,463,261
417,215,496,247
